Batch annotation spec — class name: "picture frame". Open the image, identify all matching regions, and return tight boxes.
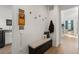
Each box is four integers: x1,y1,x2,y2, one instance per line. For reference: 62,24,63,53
18,9,25,26
6,19,12,26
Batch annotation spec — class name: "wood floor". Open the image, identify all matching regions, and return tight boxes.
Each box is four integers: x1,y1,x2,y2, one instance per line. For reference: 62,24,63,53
45,32,79,54
0,35,77,54
0,31,78,54
0,44,11,54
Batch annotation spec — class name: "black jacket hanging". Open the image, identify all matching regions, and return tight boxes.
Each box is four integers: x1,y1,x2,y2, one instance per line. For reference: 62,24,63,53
49,20,54,33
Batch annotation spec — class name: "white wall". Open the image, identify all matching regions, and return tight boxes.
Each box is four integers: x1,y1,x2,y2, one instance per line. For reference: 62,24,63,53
76,6,79,49
5,32,12,44
0,6,12,30
0,6,12,44
49,6,61,47
12,5,49,53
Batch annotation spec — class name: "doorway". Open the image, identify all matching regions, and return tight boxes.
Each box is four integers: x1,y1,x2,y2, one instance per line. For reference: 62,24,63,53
60,6,78,53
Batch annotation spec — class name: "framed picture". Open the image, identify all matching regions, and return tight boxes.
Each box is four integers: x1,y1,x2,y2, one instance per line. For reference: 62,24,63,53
18,9,25,30
6,19,12,26
18,9,25,26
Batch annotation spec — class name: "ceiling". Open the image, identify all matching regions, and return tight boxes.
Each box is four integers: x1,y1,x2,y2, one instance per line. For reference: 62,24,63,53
59,5,78,10
45,5,78,11
0,5,78,11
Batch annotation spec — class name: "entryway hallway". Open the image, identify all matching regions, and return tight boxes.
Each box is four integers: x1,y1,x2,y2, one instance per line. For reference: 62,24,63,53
45,33,79,54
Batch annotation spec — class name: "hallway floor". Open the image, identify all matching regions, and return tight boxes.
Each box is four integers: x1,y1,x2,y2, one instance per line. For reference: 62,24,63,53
0,44,11,54
45,32,79,54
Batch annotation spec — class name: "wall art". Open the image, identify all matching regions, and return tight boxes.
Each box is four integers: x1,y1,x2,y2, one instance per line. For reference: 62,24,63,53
6,19,12,26
42,18,44,21
30,11,32,14
34,16,37,19
39,15,41,17
18,9,25,30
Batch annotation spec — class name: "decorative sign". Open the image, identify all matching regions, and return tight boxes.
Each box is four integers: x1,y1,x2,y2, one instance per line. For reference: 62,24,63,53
45,17,47,19
18,9,25,30
39,15,41,17
42,18,44,21
34,16,37,19
30,11,32,14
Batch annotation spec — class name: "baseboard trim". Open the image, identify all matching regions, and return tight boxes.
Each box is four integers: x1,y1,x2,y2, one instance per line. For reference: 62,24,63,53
52,43,61,48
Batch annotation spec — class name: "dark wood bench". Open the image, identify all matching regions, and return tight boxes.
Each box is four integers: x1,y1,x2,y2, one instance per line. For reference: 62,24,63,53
28,39,52,54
